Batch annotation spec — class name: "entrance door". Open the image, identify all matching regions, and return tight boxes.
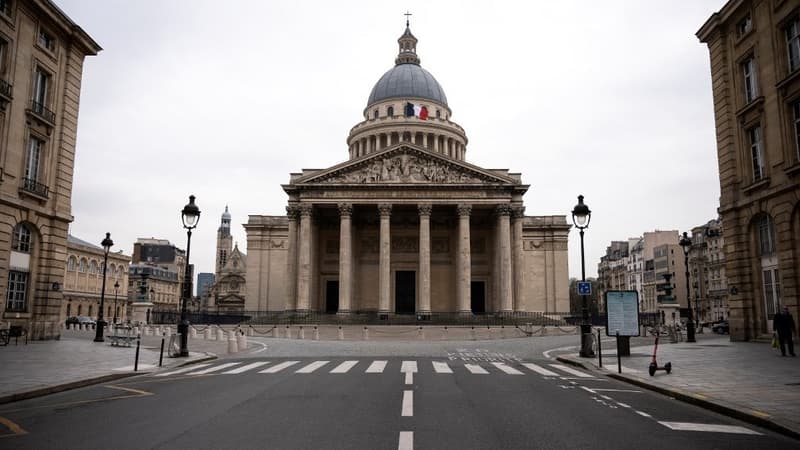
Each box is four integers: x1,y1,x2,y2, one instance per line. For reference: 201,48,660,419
395,271,416,314
326,280,339,314
471,281,486,314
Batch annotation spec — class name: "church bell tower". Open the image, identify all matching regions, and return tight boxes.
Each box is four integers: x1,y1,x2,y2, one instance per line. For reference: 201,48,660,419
215,206,233,276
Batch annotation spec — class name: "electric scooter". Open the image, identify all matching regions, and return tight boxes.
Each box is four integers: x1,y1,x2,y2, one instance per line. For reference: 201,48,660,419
648,333,672,376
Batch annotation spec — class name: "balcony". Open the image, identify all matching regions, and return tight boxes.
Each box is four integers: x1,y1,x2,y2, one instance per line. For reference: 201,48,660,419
0,78,12,107
27,100,55,128
20,177,49,199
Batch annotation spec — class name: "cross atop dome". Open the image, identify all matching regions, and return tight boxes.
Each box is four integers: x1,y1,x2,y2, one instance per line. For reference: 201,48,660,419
396,14,420,65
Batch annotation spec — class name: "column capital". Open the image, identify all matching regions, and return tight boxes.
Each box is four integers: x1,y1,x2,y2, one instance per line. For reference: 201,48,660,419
512,206,526,219
378,203,392,217
338,203,353,217
286,205,300,220
456,204,472,217
298,205,314,218
418,203,433,217
494,204,513,217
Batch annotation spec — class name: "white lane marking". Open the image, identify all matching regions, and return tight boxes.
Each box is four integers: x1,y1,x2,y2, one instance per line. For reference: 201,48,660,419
636,411,652,418
522,363,560,377
543,345,576,359
401,361,418,373
465,364,488,374
296,361,330,373
259,361,300,373
251,342,269,354
366,360,387,373
432,361,453,373
405,372,413,385
398,431,413,450
492,362,523,375
580,386,596,394
658,422,762,435
549,364,594,378
154,364,212,377
330,360,358,374
616,402,631,408
599,395,612,401
222,361,270,374
402,390,413,417
186,362,241,375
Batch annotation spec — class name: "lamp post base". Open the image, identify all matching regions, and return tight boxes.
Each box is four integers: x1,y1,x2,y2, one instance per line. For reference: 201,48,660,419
177,321,190,357
686,321,696,343
579,324,595,357
93,320,106,342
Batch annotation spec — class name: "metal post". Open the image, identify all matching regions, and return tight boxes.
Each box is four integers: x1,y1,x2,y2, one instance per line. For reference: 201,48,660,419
616,331,621,374
579,228,594,357
134,334,141,371
94,233,113,342
597,328,603,368
684,249,696,343
178,228,192,357
159,335,165,367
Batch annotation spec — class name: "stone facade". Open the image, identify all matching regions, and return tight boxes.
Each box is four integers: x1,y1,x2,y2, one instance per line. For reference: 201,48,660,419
63,235,130,324
698,0,800,340
689,218,728,324
245,24,570,315
0,1,100,339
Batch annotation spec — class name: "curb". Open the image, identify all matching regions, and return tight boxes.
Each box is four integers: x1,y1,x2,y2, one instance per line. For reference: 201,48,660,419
556,355,800,440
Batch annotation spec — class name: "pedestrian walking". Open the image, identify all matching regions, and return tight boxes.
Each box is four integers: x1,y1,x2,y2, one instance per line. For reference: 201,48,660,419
773,306,796,357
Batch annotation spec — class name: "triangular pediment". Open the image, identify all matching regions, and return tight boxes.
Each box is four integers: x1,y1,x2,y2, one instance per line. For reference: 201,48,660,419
294,144,518,185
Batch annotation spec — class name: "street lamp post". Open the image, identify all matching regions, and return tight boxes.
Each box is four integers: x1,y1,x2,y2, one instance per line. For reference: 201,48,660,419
178,195,200,357
112,281,120,325
572,195,594,358
678,231,696,343
94,232,114,342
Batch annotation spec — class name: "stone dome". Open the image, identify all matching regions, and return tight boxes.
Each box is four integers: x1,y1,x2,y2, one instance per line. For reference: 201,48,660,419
367,63,448,108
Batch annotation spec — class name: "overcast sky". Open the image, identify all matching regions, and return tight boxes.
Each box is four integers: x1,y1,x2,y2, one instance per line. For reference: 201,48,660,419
58,0,725,286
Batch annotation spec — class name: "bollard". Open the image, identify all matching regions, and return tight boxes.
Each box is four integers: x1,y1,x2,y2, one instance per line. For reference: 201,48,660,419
274,326,281,338
286,325,291,339
228,331,239,354
313,326,319,341
500,325,506,339
247,327,254,337
470,326,476,340
134,334,141,372
236,332,247,351
443,326,448,340
204,328,211,340
542,326,548,336
487,326,492,339
190,327,197,339
299,326,305,340
165,327,171,337
217,327,225,341
338,326,344,340
134,326,140,336
159,336,165,367
418,326,424,340
363,326,369,340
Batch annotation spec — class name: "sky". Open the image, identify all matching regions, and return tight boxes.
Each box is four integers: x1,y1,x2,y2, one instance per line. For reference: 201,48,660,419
58,0,726,286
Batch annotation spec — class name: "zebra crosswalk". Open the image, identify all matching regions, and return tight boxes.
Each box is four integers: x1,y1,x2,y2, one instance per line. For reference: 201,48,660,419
153,360,594,378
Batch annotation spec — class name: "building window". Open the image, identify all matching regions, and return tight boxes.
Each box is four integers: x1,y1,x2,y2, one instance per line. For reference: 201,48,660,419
37,28,55,52
67,256,76,272
79,259,87,273
6,271,27,311
758,215,776,257
387,106,394,117
11,223,31,253
32,67,50,108
66,303,71,317
793,101,800,161
737,15,752,36
88,305,93,317
89,261,97,274
787,17,800,72
748,125,764,181
24,136,44,183
742,58,758,103
0,0,11,17
373,109,378,119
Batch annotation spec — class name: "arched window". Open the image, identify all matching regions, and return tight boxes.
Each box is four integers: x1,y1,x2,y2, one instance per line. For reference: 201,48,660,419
373,109,378,119
387,106,394,117
79,259,88,273
88,305,93,317
67,256,77,272
11,224,32,253
66,303,71,317
78,304,83,315
436,109,441,119
757,214,781,321
89,261,98,274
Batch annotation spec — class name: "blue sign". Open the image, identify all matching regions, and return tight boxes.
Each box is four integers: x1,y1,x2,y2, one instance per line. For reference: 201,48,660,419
577,281,592,296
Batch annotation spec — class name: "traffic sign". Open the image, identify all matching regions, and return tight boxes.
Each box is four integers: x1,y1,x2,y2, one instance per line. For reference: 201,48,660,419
577,281,592,296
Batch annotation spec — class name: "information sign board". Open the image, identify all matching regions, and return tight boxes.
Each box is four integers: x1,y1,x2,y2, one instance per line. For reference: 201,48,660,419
577,281,592,296
604,290,640,337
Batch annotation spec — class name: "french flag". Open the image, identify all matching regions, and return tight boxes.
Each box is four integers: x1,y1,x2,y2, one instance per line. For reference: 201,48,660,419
405,102,429,120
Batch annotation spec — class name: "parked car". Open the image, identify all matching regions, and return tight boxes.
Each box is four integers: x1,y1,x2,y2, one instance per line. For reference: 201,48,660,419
712,320,729,334
66,316,96,327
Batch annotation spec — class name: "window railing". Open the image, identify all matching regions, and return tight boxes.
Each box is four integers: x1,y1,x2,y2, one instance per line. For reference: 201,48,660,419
0,78,11,99
29,100,55,124
21,177,49,198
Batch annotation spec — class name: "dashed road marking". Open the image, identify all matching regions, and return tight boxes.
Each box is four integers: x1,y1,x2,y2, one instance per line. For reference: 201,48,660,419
492,362,523,375
465,364,488,374
432,361,453,374
402,390,414,417
549,364,593,378
154,364,212,377
186,363,241,375
398,431,413,450
296,361,329,373
259,361,300,373
330,360,358,374
223,361,270,374
522,363,559,377
366,360,387,373
658,422,762,435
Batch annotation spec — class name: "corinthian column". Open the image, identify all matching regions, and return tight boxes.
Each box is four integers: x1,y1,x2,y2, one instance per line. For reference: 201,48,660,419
495,204,513,313
378,203,392,315
512,206,525,312
338,203,353,314
285,205,299,311
457,204,472,313
296,204,313,312
418,204,432,315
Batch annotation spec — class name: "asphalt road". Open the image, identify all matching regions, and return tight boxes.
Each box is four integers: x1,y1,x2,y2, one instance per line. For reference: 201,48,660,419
0,336,796,449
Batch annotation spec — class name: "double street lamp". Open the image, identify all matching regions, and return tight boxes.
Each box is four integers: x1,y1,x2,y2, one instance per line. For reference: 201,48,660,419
178,195,201,357
678,232,696,343
572,195,594,358
94,232,114,342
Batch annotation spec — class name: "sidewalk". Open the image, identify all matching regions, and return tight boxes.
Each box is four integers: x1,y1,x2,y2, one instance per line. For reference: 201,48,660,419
557,333,800,438
0,328,224,404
